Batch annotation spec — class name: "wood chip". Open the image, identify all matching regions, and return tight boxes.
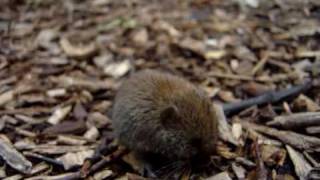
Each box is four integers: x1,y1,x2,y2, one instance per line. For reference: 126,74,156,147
0,118,5,131
103,60,131,78
2,115,18,125
29,162,50,175
154,20,181,37
237,158,255,169
286,145,312,180
0,139,32,174
46,89,67,97
308,168,320,180
3,175,23,180
25,172,80,180
15,115,40,124
241,82,273,96
23,152,64,167
60,37,97,58
293,94,320,112
205,50,226,60
53,76,109,91
0,90,14,107
251,51,269,75
260,144,286,166
15,140,36,150
232,163,246,179
296,49,320,58
35,29,58,48
218,90,239,103
267,112,320,129
84,126,100,141
0,165,6,178
247,129,283,146
48,105,72,125
209,71,254,81
15,128,37,138
204,171,232,180
253,141,268,180
31,144,95,154
87,112,111,128
57,150,94,170
0,76,17,87
231,122,242,141
126,173,148,180
43,120,86,135
57,135,87,145
306,126,320,134
177,37,206,56
242,122,320,150
303,152,319,167
93,169,113,180
214,104,239,146
131,28,149,47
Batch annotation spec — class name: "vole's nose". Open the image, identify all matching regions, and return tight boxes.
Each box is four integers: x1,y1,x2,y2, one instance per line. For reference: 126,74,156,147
190,152,211,167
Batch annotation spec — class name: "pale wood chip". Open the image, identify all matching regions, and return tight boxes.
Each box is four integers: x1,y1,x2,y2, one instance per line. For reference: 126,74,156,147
232,163,246,179
46,88,67,97
0,139,32,174
48,105,72,125
56,150,94,170
93,169,113,180
84,126,100,141
286,145,312,180
267,112,320,129
204,171,232,180
214,104,239,146
57,135,88,145
60,37,97,58
242,122,320,150
3,174,23,180
0,90,14,107
25,172,80,180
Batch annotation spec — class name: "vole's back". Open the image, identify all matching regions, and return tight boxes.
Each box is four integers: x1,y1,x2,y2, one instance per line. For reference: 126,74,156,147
112,69,217,161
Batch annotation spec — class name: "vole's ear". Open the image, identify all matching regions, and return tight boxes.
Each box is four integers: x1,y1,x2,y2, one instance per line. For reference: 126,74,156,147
160,105,180,129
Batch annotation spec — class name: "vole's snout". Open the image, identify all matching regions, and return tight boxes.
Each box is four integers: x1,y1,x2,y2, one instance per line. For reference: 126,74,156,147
190,152,212,170
189,143,214,168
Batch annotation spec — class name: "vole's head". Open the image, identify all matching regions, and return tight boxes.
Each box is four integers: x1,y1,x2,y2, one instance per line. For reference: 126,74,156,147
159,90,218,165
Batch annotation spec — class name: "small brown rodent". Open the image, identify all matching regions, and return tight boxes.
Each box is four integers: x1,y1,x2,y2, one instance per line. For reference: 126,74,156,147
112,70,218,175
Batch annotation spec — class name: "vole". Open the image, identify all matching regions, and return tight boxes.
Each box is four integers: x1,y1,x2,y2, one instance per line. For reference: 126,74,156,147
112,69,218,177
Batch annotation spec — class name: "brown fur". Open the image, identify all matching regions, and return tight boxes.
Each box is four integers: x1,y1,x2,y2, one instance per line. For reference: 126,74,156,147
112,69,218,165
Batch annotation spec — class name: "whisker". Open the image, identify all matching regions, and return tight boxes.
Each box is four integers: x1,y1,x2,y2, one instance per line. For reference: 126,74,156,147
162,161,187,180
153,161,179,175
181,166,192,179
162,165,181,180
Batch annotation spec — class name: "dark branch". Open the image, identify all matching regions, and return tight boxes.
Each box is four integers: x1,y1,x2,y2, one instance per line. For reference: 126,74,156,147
223,81,312,116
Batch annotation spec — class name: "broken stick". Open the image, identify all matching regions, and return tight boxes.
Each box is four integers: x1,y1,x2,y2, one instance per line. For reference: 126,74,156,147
223,81,312,116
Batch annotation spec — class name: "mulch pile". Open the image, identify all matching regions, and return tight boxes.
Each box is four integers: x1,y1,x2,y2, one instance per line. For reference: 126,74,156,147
0,0,320,179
